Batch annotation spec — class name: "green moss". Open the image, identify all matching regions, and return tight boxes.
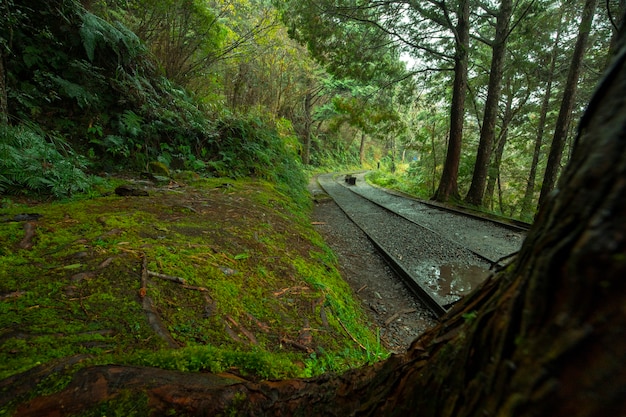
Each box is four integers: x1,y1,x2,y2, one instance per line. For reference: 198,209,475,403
0,177,387,403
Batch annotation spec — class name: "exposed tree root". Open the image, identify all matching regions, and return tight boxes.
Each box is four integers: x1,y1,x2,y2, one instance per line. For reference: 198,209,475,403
18,221,36,249
140,254,178,349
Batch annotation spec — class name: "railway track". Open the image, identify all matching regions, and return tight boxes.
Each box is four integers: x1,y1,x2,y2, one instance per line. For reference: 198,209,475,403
316,172,528,318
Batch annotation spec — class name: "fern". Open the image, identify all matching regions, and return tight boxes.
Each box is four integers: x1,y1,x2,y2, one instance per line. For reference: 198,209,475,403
0,125,92,198
50,75,97,109
79,12,145,63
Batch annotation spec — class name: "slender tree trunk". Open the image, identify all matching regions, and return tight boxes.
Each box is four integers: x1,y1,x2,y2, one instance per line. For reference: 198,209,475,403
519,8,564,220
0,0,11,125
538,0,598,208
430,118,438,195
433,0,470,203
608,0,626,55
484,88,513,212
465,0,513,207
359,131,366,166
302,91,313,165
13,39,626,415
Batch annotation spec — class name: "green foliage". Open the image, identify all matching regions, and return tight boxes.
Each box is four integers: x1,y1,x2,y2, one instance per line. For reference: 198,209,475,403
209,114,307,205
128,346,302,379
79,11,144,64
0,125,92,197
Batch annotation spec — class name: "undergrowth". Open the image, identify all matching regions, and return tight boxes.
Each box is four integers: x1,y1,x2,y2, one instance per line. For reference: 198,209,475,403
0,125,93,198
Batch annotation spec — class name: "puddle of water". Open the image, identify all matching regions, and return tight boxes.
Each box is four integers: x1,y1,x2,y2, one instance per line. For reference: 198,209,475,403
415,262,490,302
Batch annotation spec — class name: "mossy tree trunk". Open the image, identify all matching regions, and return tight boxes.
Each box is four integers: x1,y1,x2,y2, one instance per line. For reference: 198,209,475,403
10,28,626,417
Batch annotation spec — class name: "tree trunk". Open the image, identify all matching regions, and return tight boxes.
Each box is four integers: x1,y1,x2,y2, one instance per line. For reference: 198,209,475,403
302,91,313,165
484,88,513,212
538,0,598,208
0,0,11,125
519,7,564,220
0,53,7,125
608,0,626,56
430,118,439,195
464,0,512,207
359,131,366,166
432,0,470,203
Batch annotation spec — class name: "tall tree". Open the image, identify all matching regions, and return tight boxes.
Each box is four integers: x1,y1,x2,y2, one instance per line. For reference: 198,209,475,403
484,78,513,211
465,0,514,206
0,47,7,125
284,0,472,200
519,4,565,219
13,23,626,414
432,0,471,202
538,0,599,207
0,0,15,125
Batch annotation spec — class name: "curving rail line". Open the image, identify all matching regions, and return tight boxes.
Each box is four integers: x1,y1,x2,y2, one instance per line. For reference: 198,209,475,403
316,172,528,318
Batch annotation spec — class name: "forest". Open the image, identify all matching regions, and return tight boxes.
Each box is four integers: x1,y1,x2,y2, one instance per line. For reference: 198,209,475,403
1,0,620,219
1,0,626,416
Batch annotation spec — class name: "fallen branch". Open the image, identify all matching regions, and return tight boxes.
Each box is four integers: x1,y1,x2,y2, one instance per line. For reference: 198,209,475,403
273,286,310,297
337,318,366,351
356,284,368,294
147,270,186,284
182,284,209,292
224,322,242,343
225,315,257,345
0,291,26,301
280,337,313,353
385,308,418,326
246,312,270,333
146,270,210,292
97,257,116,269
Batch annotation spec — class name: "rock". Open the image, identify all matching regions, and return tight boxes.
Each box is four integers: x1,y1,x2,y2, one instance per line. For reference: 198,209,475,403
114,185,148,197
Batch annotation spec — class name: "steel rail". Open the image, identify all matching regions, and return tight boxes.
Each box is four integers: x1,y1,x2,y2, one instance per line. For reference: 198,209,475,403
317,173,523,318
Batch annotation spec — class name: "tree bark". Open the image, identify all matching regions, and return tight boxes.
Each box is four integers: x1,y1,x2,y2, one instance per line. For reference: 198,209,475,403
358,131,366,165
432,0,470,203
484,86,513,212
465,0,513,207
0,0,11,125
302,91,313,164
538,0,598,208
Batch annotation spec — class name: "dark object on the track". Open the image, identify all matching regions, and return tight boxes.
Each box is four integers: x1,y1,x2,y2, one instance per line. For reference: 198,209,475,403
345,175,356,185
